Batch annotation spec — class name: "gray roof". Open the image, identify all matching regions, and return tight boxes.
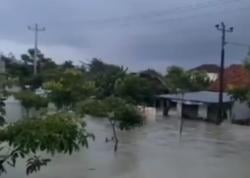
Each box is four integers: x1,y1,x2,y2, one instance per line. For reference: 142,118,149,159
157,91,232,104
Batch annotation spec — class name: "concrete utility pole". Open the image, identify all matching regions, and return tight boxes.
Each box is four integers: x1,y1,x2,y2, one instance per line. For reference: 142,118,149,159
215,22,233,125
28,24,45,75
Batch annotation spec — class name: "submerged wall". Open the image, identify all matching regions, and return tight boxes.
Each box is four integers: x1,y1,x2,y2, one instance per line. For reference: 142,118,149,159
232,101,250,121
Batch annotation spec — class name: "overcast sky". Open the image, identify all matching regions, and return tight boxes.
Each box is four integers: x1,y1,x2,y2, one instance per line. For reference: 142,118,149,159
0,0,250,72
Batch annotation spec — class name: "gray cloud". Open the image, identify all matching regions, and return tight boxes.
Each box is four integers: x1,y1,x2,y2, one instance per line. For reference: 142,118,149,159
0,0,250,72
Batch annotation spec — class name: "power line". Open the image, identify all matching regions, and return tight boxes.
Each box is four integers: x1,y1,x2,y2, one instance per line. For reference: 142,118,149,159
81,0,249,26
227,41,250,48
28,24,46,75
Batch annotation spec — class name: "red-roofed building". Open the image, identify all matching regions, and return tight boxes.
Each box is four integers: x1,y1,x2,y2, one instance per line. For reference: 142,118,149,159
209,64,250,124
210,64,250,91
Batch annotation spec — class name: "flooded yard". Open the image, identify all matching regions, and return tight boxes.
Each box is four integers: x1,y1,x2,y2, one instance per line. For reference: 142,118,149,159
5,116,250,178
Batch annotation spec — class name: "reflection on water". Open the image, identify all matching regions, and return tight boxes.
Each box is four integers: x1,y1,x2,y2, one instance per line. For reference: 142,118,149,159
5,116,250,178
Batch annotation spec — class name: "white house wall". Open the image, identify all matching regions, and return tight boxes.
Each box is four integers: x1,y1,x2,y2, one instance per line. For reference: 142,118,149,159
232,101,250,120
207,73,218,81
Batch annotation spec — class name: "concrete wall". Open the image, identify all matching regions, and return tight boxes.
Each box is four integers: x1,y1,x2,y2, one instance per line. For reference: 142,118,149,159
182,104,197,119
232,101,250,121
198,104,208,120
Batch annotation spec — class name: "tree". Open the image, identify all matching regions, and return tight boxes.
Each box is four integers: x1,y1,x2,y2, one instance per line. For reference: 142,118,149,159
139,69,168,94
0,112,94,176
230,50,250,104
20,49,58,89
165,66,191,92
44,69,96,110
2,49,58,90
188,71,211,91
14,90,48,117
0,94,5,126
0,74,10,126
61,60,74,69
88,58,127,98
78,97,143,152
115,74,155,105
165,66,211,92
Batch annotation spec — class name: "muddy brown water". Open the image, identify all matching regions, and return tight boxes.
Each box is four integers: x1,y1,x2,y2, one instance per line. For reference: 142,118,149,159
5,116,250,178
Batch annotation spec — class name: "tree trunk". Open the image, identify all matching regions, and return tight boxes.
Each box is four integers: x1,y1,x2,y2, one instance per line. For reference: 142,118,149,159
110,120,119,152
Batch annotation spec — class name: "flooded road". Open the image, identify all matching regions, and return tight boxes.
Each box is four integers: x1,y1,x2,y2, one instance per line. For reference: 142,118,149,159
5,116,250,178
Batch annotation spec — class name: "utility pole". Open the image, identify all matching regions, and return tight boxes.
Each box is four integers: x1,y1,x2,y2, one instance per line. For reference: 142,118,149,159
28,24,45,75
215,22,233,125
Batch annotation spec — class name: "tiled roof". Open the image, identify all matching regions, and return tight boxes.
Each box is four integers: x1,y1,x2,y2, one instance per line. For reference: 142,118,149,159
210,64,250,91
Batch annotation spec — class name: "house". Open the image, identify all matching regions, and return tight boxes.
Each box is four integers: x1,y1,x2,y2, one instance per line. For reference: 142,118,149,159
156,91,232,123
210,64,250,91
210,64,250,124
190,64,220,81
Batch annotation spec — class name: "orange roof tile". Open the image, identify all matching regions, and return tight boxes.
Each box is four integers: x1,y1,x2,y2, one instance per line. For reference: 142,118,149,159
210,64,250,91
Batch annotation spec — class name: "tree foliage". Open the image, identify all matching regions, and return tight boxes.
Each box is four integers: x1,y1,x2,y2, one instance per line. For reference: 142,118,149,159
230,50,250,104
115,75,155,105
229,87,250,104
14,90,48,117
189,71,211,91
88,58,127,98
165,66,211,92
165,66,190,92
78,96,143,151
0,112,94,176
44,69,96,110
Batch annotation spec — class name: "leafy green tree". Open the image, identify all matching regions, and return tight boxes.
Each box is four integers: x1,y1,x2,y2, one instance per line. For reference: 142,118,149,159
14,90,48,117
0,94,5,125
115,74,155,105
0,74,11,125
165,66,211,92
165,66,191,92
78,97,143,152
188,71,211,91
230,50,250,104
0,112,94,176
20,49,58,89
61,60,74,69
229,87,250,104
88,58,127,98
45,69,96,110
88,58,122,75
2,49,58,90
1,54,32,87
139,69,168,94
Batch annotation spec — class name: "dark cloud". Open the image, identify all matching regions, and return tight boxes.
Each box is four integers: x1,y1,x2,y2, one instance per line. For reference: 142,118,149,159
0,0,250,72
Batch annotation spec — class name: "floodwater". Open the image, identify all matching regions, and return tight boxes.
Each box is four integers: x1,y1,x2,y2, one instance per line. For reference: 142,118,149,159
5,115,250,178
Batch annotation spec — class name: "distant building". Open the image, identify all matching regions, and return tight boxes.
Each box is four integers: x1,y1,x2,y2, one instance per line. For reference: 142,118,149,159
190,64,220,81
